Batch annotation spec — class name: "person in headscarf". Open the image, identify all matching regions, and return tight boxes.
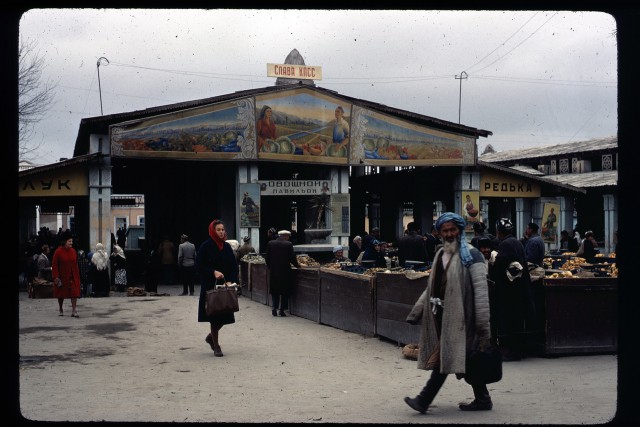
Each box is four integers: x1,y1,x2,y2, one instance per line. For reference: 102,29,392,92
89,242,110,297
196,219,239,357
361,239,387,268
404,212,493,414
490,218,538,361
110,244,127,292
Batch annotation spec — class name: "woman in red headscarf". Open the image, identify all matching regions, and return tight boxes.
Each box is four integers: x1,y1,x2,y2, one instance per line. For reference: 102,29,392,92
196,219,239,357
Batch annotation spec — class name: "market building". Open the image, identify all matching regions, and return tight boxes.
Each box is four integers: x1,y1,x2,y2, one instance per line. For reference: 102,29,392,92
18,50,615,278
478,136,618,254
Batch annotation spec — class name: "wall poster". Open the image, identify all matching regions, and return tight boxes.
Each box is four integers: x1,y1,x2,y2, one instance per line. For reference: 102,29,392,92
541,202,559,244
239,183,260,227
255,88,350,165
461,191,480,233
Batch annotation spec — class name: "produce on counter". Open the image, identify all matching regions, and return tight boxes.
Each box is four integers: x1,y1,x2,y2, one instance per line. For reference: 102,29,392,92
241,253,265,264
297,254,321,267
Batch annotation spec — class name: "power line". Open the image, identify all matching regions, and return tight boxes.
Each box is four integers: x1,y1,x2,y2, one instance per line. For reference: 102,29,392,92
470,12,559,74
473,75,615,88
464,12,540,74
106,61,612,88
567,100,610,143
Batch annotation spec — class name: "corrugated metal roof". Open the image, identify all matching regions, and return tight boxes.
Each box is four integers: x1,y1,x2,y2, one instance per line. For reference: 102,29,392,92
540,170,618,188
479,136,617,163
508,165,545,175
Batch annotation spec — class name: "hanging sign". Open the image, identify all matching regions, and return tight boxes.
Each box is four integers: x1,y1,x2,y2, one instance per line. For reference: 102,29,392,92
480,172,541,197
258,180,330,196
267,63,323,80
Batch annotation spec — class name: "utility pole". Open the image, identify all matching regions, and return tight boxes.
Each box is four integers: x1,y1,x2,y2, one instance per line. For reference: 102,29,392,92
455,71,468,124
97,57,109,115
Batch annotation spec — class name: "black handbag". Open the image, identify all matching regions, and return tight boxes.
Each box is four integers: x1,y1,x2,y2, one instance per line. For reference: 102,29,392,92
205,282,239,316
465,346,503,384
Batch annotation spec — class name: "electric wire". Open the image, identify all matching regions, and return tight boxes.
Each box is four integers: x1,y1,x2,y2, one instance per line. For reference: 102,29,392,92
464,11,540,74
469,12,559,74
104,61,613,88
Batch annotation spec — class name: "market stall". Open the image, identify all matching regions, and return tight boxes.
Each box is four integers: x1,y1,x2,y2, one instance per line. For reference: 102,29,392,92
242,260,269,305
539,277,617,354
318,268,376,337
290,267,321,322
537,253,618,355
375,271,426,345
241,252,617,356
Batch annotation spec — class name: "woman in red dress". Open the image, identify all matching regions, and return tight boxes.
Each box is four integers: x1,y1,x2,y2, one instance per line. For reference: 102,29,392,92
52,234,81,317
256,105,276,152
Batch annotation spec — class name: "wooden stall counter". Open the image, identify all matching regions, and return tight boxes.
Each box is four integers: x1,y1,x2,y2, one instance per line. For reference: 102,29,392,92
375,271,428,346
290,267,321,322
540,277,617,355
319,268,376,337
243,261,269,305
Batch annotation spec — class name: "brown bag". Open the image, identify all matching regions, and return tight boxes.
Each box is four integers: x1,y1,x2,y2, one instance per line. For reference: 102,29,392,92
205,285,239,316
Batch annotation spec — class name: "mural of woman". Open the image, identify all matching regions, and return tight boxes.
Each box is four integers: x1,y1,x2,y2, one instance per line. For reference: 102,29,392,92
332,106,350,148
257,105,276,152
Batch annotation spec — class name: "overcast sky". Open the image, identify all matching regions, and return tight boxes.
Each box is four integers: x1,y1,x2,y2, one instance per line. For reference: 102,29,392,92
18,9,617,165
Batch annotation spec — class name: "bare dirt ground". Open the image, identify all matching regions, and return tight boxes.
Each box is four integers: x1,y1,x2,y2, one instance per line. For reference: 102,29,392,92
16,285,618,424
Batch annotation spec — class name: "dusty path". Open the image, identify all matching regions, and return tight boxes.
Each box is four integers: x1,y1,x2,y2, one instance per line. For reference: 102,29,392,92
17,285,617,424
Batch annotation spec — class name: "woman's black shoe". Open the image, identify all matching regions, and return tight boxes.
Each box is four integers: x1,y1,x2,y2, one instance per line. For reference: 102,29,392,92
272,309,277,317
279,310,287,317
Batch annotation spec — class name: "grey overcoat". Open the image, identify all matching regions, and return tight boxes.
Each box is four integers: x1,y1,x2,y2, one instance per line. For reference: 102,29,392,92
406,247,491,374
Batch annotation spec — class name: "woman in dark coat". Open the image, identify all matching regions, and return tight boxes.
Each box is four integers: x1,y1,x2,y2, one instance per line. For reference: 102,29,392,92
196,219,238,357
265,230,300,317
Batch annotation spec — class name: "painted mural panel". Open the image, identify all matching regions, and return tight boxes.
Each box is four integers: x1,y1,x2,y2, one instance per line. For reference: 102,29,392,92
255,89,350,165
350,105,475,166
109,98,257,160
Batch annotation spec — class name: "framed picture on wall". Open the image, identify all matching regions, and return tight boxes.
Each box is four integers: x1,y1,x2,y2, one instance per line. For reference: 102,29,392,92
541,202,560,244
462,191,480,232
240,183,260,227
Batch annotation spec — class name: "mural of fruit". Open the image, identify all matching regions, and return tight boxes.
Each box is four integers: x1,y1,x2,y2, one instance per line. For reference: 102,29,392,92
276,136,294,154
261,139,279,153
376,137,390,150
221,131,237,145
363,138,376,151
